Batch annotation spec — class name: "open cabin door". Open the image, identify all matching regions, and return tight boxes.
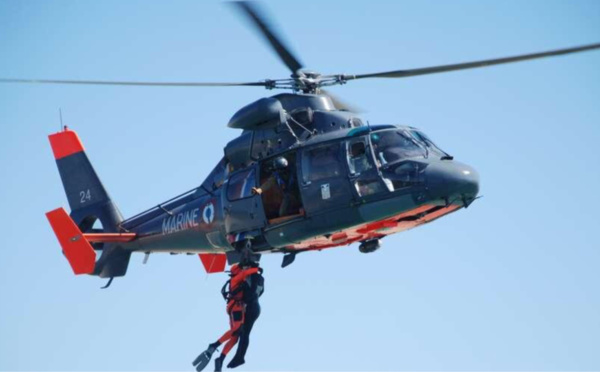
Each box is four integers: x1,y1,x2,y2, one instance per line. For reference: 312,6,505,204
222,165,266,234
258,151,305,225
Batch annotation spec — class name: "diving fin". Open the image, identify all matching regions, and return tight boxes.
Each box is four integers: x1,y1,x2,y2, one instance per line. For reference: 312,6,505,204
192,345,216,371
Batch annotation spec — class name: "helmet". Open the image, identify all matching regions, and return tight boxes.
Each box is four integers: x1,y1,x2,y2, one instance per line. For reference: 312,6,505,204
272,156,288,170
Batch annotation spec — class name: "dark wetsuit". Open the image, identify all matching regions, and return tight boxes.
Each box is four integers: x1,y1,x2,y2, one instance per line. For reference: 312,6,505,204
230,267,264,363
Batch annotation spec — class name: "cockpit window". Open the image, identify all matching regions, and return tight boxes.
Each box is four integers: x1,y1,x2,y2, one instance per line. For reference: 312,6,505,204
370,130,426,165
409,130,448,158
346,138,373,175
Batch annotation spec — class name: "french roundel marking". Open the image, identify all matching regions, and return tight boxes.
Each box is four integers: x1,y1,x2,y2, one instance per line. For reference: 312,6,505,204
202,202,215,224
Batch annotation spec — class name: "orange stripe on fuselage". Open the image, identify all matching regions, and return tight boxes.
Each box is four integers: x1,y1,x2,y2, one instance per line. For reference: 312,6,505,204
48,129,85,160
82,233,137,243
288,203,461,251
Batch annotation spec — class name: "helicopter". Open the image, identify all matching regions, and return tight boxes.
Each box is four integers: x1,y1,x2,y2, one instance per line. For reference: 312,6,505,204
4,2,598,285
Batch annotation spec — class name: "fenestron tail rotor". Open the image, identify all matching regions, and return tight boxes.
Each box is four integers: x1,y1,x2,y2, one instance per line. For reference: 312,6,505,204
1,1,599,97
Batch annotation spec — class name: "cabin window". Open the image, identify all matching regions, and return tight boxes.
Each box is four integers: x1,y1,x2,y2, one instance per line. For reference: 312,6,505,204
346,138,373,175
227,168,256,201
301,143,343,183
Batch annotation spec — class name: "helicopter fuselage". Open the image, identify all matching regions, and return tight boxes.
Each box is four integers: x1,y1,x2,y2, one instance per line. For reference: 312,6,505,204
116,94,480,263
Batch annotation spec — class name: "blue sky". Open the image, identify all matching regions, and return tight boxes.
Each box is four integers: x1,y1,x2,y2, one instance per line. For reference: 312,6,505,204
1,0,599,370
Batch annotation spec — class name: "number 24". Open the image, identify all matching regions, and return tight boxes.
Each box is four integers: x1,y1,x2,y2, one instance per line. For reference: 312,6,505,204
80,189,91,203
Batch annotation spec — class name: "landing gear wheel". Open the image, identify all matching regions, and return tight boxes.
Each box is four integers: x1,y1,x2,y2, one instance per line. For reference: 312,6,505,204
358,239,381,253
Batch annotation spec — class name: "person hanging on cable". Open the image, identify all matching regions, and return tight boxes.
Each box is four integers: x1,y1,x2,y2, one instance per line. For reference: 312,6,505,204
226,260,265,369
192,262,260,372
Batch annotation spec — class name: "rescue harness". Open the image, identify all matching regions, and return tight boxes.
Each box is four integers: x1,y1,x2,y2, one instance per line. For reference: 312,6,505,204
221,267,264,302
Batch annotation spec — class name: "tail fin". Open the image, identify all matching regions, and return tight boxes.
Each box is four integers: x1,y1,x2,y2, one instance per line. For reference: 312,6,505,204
48,128,132,278
49,128,121,228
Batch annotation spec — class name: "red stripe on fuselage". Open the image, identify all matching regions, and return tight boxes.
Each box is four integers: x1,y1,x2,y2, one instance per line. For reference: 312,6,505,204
48,129,85,160
288,203,461,251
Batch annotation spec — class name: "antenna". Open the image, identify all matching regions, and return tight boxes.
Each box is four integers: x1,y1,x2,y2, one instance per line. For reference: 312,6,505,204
59,108,65,131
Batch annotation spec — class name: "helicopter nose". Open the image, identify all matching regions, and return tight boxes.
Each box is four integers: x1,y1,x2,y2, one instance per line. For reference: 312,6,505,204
425,161,480,204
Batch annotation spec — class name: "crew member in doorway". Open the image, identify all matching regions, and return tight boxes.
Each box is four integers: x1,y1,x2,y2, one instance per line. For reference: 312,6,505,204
227,261,265,368
252,156,296,217
192,263,259,372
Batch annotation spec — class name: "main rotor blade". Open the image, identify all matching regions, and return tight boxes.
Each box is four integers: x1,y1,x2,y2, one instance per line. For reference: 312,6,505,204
231,1,304,74
0,78,270,87
351,42,600,80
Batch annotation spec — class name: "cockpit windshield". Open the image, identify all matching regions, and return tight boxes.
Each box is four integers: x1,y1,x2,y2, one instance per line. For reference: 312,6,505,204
408,130,449,159
370,130,426,165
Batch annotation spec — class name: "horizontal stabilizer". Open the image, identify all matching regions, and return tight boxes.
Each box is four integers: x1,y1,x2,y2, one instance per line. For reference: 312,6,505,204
46,207,96,275
83,233,136,243
199,254,227,274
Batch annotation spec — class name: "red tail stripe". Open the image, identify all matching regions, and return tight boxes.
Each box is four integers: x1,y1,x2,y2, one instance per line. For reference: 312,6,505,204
49,129,85,160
